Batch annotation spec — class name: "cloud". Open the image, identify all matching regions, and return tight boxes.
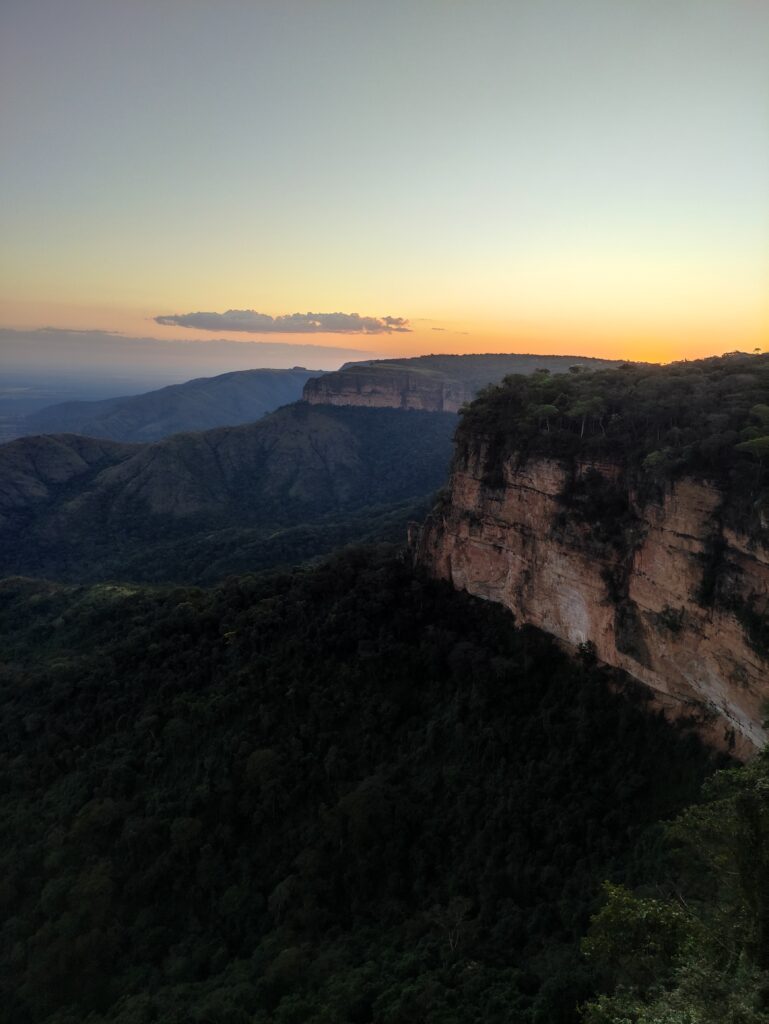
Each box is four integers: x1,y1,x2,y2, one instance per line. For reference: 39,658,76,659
431,327,445,331
154,309,411,334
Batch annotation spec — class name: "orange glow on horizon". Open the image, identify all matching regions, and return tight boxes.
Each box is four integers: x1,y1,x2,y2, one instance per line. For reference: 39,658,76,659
2,296,767,369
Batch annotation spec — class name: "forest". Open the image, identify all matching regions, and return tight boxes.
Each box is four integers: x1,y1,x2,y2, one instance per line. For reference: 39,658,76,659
460,352,769,533
0,546,744,1024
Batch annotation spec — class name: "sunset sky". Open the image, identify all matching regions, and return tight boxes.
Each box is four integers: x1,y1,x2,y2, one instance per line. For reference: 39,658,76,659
2,0,768,366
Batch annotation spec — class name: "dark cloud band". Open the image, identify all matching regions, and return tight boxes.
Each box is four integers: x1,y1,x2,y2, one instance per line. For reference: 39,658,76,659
154,310,411,334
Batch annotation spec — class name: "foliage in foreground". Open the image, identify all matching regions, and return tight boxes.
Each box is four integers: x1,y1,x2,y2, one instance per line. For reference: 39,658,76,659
0,548,718,1023
582,749,769,1023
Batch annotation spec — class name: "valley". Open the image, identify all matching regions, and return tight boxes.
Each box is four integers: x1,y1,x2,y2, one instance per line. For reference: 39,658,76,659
1,351,768,1023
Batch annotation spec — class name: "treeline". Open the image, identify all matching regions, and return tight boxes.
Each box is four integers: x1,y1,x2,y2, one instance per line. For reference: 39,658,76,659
0,548,720,1023
459,352,769,530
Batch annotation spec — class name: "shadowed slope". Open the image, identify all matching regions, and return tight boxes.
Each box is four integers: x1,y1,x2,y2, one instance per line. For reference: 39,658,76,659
0,405,455,583
22,368,320,442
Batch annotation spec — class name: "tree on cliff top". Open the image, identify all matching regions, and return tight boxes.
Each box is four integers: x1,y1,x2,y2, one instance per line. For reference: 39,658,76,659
458,351,769,533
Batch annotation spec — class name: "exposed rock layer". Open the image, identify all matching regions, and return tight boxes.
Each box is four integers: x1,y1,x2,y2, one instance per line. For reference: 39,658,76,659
303,354,623,412
415,447,769,757
304,365,468,412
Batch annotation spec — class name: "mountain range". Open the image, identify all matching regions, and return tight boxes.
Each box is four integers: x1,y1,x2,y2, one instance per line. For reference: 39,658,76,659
0,403,455,583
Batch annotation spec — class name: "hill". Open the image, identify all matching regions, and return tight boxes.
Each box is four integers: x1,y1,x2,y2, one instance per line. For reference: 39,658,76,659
0,405,455,583
20,368,320,443
0,548,720,1024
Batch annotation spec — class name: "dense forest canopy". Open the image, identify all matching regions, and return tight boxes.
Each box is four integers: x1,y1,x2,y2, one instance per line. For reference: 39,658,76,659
361,353,622,391
458,352,769,529
0,549,721,1024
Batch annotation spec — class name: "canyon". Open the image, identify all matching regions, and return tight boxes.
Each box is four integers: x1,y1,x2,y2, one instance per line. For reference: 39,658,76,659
414,446,769,758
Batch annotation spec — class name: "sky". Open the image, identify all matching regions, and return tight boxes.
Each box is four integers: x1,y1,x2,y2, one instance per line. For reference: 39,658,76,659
2,0,768,367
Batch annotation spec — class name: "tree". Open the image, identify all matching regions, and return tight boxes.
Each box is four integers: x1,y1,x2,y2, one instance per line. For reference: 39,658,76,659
530,403,561,432
581,751,769,1024
735,436,769,463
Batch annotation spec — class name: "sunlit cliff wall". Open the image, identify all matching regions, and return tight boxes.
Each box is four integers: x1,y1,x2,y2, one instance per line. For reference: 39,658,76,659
414,446,769,758
303,366,467,412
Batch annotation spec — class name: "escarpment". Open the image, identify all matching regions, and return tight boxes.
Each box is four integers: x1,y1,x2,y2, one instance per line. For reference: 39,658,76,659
303,354,623,412
303,364,468,412
415,449,769,757
414,356,769,757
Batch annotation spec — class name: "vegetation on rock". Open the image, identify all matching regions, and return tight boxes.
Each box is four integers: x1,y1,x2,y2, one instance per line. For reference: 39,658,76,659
459,353,769,535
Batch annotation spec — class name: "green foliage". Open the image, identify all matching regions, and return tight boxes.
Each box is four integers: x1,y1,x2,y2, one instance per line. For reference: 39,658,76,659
735,437,769,461
750,405,769,428
371,353,621,394
582,884,695,996
581,750,769,1024
0,548,718,1023
459,352,769,535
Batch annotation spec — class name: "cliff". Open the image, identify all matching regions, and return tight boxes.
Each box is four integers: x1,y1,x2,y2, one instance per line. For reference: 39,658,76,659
412,353,769,757
414,448,769,757
304,364,469,412
303,353,622,411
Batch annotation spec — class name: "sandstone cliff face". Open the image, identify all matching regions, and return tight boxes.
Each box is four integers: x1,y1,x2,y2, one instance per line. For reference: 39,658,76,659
304,366,467,412
414,446,769,757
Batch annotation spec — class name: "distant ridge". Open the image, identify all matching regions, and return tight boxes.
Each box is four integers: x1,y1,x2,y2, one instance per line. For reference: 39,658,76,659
20,367,320,443
305,352,624,411
0,403,455,583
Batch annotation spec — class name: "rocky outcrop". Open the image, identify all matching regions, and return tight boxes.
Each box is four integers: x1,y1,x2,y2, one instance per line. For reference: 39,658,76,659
304,365,468,412
414,446,769,757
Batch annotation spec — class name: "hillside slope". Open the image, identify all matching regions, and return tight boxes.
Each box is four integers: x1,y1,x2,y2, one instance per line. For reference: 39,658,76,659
0,405,455,583
21,368,319,442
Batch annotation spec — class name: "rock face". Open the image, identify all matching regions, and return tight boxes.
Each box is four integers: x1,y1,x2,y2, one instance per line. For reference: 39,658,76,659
414,446,769,757
304,355,624,412
304,365,468,412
